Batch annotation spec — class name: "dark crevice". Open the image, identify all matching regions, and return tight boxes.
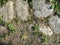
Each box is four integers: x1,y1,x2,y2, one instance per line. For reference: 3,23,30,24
28,0,32,9
45,0,50,4
23,0,26,1
0,0,8,6
0,42,10,45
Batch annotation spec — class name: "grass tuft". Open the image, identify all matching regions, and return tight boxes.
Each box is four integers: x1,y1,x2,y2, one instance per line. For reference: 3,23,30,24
51,0,60,17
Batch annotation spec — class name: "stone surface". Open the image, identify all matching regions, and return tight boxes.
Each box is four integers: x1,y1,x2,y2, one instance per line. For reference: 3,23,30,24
49,16,60,33
0,26,8,35
32,0,53,18
39,24,53,36
0,1,14,23
15,0,29,21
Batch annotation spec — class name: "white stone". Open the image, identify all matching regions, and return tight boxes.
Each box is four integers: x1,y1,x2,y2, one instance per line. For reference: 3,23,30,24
39,24,53,36
32,0,53,18
15,0,29,21
49,16,60,33
0,1,14,23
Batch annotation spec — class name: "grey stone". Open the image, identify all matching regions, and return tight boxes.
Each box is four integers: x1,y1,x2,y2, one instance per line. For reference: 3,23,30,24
32,0,53,18
49,16,60,33
0,1,14,23
39,23,53,36
15,0,29,21
0,26,8,35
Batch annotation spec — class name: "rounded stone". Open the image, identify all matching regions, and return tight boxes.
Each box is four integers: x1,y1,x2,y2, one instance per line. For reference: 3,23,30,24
0,1,14,23
32,0,53,18
49,16,60,33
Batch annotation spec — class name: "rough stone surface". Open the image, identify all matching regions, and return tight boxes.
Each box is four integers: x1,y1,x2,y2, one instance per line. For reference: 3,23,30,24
49,16,60,33
39,24,53,36
0,26,8,35
0,1,14,23
32,0,53,18
15,0,29,21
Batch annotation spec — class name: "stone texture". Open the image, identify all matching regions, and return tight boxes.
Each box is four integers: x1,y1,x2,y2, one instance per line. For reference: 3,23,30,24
0,26,8,35
0,1,14,23
39,24,53,36
49,16,60,33
32,0,53,18
15,0,29,21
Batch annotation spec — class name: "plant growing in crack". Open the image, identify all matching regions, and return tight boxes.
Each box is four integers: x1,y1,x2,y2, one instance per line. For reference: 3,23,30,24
0,15,16,36
43,35,49,42
0,15,9,26
51,0,60,17
32,24,40,36
7,24,16,33
0,15,3,20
